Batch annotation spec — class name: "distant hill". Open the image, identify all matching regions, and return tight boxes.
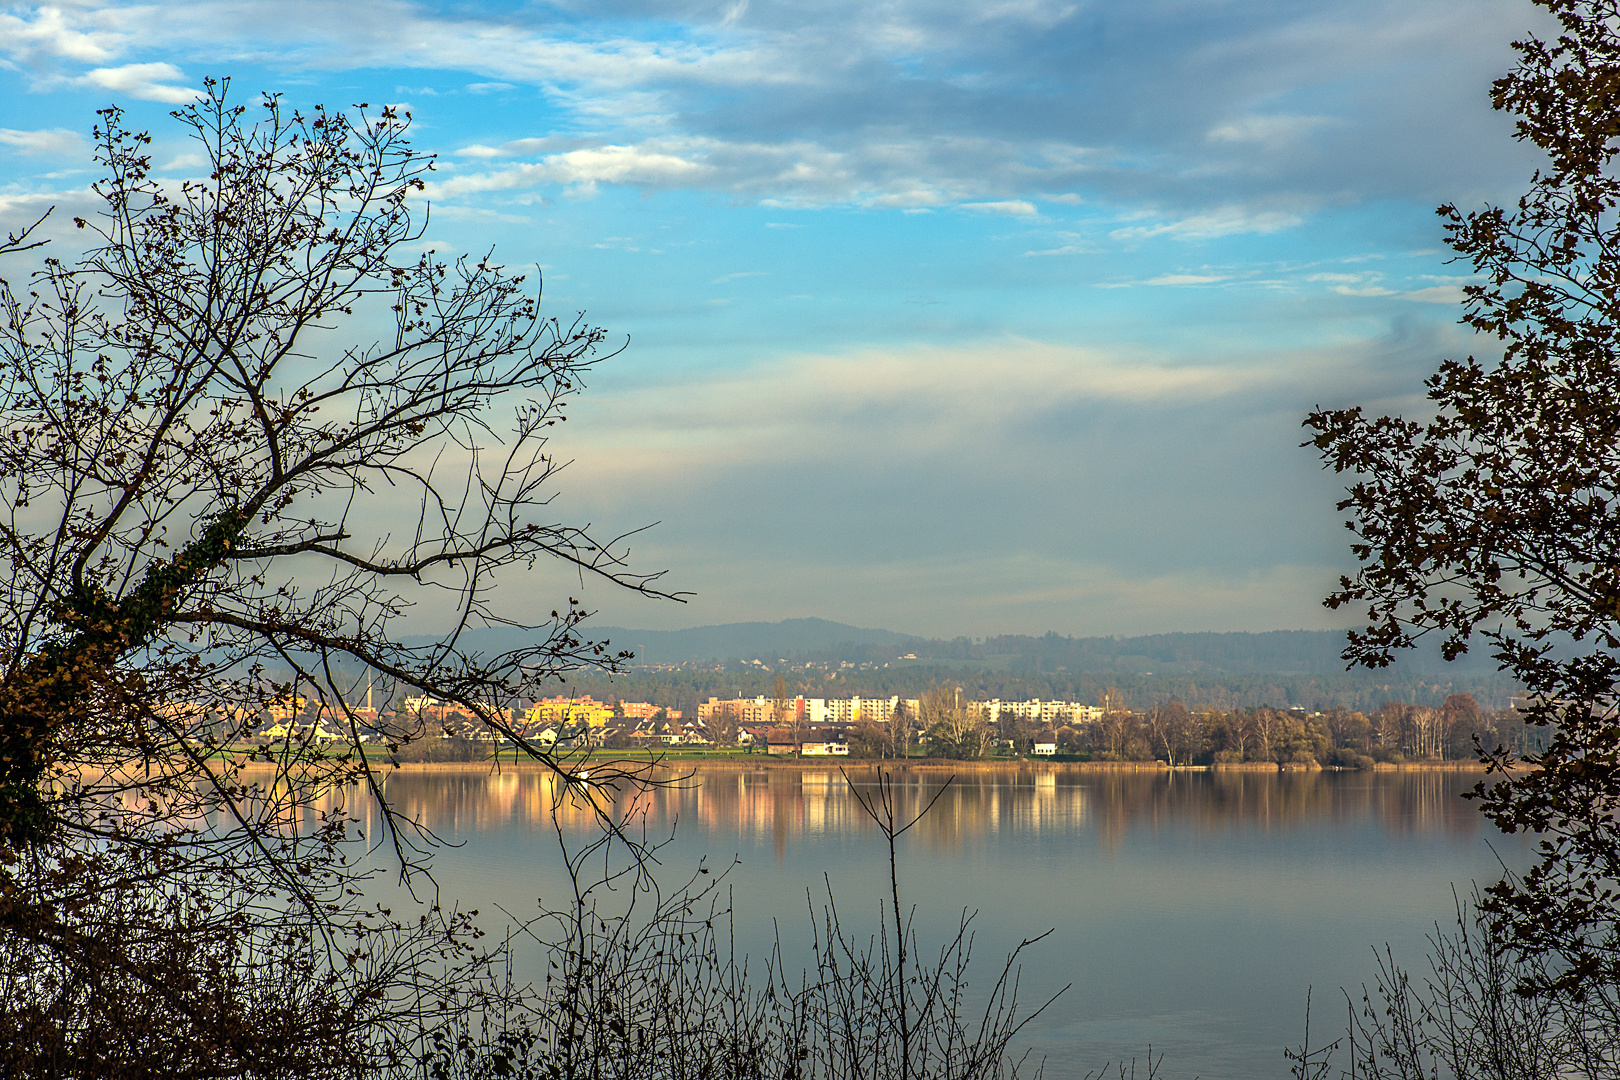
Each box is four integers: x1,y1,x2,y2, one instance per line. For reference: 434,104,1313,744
910,629,1502,677
404,618,918,664
587,618,919,663
405,620,1501,676
394,619,1517,709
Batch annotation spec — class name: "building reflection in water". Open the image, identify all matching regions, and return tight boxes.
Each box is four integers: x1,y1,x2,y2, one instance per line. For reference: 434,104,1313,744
235,764,1489,858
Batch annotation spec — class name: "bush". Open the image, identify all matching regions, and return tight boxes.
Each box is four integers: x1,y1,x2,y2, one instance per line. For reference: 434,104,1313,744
392,737,492,763
1290,891,1620,1080
1321,747,1375,770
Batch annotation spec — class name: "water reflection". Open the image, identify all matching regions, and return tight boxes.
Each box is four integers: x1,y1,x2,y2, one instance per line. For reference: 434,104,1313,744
231,763,1516,1080
290,765,1490,858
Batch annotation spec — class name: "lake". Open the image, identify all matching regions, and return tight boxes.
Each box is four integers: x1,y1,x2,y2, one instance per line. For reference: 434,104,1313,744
354,763,1526,1080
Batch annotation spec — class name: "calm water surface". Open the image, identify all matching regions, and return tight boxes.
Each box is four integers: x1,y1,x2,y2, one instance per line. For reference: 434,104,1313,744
358,765,1526,1080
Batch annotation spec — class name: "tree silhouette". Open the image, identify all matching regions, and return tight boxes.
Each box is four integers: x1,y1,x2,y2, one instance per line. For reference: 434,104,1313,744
0,81,682,1074
1307,0,1620,1000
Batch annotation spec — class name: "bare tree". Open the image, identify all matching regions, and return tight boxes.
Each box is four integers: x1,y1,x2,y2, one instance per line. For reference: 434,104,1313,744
887,698,914,759
1252,708,1279,763
1092,687,1132,759
1322,706,1371,753
995,703,1031,754
1407,705,1442,760
1372,702,1405,756
1226,709,1254,762
707,703,740,748
1147,699,1201,768
0,82,682,1075
920,686,986,759
775,673,807,756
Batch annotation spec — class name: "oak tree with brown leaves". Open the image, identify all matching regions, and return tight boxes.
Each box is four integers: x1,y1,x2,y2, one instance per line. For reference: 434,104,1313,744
1308,0,1620,1003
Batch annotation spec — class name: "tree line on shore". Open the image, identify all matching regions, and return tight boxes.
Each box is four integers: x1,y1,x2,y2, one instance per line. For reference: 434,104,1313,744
835,692,1537,767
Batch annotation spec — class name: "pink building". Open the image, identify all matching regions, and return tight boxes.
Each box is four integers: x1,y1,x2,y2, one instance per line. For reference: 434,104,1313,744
620,701,683,721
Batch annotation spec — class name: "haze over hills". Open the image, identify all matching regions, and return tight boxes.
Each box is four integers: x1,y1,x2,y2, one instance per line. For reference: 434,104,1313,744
422,618,1502,677
407,618,914,664
588,618,917,663
395,618,1520,711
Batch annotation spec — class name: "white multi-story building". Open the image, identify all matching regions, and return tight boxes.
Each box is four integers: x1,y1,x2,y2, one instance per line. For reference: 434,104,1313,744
698,696,777,725
718,696,923,727
706,693,1114,730
815,696,916,725
986,700,1107,726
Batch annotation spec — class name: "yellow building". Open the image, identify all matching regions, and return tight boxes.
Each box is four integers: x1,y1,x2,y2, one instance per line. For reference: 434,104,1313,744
525,695,614,728
266,696,307,722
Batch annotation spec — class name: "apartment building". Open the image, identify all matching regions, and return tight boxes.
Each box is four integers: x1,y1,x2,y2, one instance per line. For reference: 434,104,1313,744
526,695,614,728
986,699,1106,725
810,696,922,725
619,700,684,721
698,696,779,725
267,695,308,722
701,695,923,727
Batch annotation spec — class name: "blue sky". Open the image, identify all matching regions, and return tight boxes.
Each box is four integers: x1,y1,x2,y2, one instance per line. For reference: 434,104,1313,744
0,0,1552,636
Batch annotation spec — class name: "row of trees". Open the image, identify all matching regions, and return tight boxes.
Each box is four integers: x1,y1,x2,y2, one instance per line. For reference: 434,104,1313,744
1137,696,1539,767
831,692,1531,767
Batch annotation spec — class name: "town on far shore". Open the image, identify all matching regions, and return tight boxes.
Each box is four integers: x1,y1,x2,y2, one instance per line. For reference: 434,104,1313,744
224,684,1543,766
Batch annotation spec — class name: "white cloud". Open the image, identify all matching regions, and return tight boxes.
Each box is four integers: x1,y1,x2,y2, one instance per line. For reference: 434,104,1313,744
0,128,83,157
1207,114,1335,148
553,143,708,185
1400,284,1466,303
0,0,1542,222
159,151,208,172
1330,281,1465,303
1142,273,1227,286
553,330,1411,637
432,131,1086,210
431,141,714,199
454,137,593,159
1111,206,1305,242
1023,243,1093,256
562,338,1308,485
75,62,198,104
960,199,1038,216
0,7,122,65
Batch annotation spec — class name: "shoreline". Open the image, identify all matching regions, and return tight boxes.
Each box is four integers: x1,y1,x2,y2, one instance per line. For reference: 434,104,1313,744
364,755,1511,774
